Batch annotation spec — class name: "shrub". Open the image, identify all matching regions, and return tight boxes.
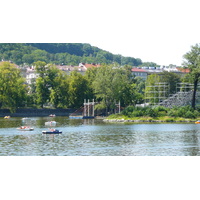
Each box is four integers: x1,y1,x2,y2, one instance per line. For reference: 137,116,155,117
154,106,168,112
166,118,175,122
122,105,135,115
184,111,196,118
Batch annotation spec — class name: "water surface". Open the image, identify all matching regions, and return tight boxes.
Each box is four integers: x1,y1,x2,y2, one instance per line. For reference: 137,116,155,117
0,117,200,156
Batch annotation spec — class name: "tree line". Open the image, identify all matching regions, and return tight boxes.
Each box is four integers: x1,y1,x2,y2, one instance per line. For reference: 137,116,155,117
0,43,142,66
0,43,199,113
0,61,145,112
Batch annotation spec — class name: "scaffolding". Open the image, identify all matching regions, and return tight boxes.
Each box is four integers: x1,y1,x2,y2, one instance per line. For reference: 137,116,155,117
145,82,200,108
176,83,194,93
145,82,170,105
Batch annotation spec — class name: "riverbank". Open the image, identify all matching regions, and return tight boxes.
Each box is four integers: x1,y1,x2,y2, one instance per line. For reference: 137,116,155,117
103,116,198,123
0,108,76,117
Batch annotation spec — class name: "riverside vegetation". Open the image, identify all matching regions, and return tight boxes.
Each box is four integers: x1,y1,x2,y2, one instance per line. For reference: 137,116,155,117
106,105,200,122
0,43,200,119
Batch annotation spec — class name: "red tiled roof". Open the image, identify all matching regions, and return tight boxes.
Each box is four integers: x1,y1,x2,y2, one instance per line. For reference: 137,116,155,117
84,64,101,68
131,68,147,72
176,67,190,73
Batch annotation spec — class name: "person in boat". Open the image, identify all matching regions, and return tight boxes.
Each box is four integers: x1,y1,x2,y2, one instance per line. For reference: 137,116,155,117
21,126,27,129
49,128,56,132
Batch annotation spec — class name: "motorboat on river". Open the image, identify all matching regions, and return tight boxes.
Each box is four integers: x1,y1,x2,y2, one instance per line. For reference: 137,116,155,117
42,129,62,134
17,126,34,131
195,120,200,124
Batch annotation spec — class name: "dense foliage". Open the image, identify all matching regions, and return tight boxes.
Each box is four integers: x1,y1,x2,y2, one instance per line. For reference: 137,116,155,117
0,61,146,112
0,62,27,112
121,105,200,119
0,43,143,66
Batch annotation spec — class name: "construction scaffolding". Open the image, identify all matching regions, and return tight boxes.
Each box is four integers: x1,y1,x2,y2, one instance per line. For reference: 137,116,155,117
176,83,194,93
145,82,170,105
145,82,200,108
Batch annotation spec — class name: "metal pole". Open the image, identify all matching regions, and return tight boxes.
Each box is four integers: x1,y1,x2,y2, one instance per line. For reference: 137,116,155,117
84,99,86,116
93,99,94,117
88,99,90,116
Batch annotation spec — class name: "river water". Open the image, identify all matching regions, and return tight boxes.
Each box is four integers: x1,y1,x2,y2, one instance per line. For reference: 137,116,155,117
0,116,200,156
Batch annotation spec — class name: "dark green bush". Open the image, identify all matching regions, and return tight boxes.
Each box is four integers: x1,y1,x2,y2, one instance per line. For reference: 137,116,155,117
122,105,200,119
184,111,196,118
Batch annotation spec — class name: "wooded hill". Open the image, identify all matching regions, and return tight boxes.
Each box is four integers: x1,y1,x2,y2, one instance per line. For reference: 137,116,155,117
0,43,143,66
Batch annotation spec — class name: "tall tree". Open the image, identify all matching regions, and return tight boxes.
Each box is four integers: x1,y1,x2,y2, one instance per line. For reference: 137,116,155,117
159,71,180,94
0,62,27,112
35,61,60,108
92,64,139,111
68,71,88,108
50,71,69,108
183,43,200,109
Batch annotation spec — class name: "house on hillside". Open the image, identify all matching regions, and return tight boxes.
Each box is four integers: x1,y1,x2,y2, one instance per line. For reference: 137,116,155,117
80,63,101,69
176,67,190,76
56,65,86,75
25,66,39,84
24,63,101,85
131,66,190,80
56,63,100,75
131,68,148,79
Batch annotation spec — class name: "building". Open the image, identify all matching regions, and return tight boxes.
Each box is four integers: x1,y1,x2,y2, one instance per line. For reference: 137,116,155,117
131,68,148,79
131,66,190,80
24,63,101,84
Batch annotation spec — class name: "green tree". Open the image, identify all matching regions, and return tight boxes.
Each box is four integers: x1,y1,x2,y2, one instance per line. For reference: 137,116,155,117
68,71,89,108
50,71,69,108
159,71,181,94
92,64,138,112
35,61,60,108
0,62,27,112
84,67,98,99
183,43,200,109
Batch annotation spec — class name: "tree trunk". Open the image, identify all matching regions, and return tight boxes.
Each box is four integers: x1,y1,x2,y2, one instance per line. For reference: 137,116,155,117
192,79,198,109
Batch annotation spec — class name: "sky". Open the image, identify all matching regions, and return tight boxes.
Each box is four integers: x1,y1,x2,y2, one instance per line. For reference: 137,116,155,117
1,0,200,66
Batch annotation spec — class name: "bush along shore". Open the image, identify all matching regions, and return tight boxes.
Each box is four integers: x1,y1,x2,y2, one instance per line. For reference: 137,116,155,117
104,105,200,123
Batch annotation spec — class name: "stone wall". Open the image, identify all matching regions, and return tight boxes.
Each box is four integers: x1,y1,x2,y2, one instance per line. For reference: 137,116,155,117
159,91,193,108
0,108,76,117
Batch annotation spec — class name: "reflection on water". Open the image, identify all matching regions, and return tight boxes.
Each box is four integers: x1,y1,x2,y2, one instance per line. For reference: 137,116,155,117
0,117,200,156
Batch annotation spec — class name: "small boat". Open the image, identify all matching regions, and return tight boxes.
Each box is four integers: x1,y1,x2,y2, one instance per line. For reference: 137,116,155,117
49,114,56,117
4,116,10,119
17,126,34,131
45,121,57,126
195,120,200,124
42,129,62,134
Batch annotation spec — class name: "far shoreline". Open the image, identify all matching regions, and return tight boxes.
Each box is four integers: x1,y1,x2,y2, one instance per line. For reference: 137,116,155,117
103,117,198,123
0,108,76,118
